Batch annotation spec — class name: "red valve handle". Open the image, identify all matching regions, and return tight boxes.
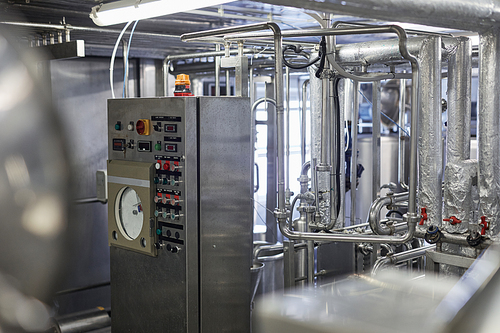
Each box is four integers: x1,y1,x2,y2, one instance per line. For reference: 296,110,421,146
419,207,428,225
443,216,461,225
480,216,489,235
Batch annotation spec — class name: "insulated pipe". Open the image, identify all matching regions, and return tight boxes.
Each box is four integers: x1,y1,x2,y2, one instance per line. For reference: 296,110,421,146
371,245,436,276
478,29,500,236
367,192,409,235
254,0,500,32
328,79,340,230
350,80,359,226
372,81,381,201
446,37,472,163
417,37,443,229
320,78,330,165
301,79,310,166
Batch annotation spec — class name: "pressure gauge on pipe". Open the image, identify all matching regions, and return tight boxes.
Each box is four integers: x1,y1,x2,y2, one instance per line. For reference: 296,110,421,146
116,187,144,240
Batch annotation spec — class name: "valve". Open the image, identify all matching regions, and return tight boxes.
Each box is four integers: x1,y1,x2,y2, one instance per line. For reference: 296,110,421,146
424,225,442,244
419,207,428,225
466,231,483,247
480,216,489,235
443,216,461,225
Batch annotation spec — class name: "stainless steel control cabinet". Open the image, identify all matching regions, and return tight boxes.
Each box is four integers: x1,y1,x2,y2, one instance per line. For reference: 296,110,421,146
107,97,252,332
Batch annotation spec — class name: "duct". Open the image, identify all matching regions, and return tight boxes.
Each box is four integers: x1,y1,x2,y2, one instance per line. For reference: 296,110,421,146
417,36,443,229
255,0,500,32
444,160,478,234
446,37,472,164
478,29,500,238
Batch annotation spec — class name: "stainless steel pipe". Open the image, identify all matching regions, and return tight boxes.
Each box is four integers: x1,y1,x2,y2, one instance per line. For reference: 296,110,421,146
371,245,436,276
350,80,359,225
372,81,381,201
301,79,310,166
367,192,409,235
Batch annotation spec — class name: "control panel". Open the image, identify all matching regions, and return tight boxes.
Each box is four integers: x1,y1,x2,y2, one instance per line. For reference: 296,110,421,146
107,97,252,333
108,101,190,256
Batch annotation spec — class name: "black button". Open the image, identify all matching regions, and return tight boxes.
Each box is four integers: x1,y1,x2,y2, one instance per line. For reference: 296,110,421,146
175,232,180,239
166,230,171,237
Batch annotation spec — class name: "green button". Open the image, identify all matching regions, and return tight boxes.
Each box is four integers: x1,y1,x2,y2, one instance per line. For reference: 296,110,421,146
163,178,168,185
171,214,176,220
115,123,121,130
156,229,161,235
162,212,168,218
155,143,162,151
154,210,159,217
153,177,159,184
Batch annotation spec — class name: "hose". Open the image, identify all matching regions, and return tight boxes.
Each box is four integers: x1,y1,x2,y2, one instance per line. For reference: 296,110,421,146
122,20,139,98
110,21,133,99
282,44,320,69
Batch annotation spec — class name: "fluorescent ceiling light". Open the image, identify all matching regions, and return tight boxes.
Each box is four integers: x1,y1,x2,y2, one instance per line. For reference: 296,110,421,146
90,0,231,26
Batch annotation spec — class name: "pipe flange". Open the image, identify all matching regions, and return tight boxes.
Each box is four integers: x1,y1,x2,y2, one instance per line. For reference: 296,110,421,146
298,206,316,213
404,213,420,224
316,164,332,172
466,231,483,247
424,225,442,244
274,209,288,220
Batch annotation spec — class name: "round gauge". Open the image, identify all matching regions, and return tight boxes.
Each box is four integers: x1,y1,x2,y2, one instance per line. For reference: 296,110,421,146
115,187,144,240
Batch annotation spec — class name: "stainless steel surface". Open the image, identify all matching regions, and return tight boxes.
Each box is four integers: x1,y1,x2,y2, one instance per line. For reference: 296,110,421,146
53,308,110,333
426,249,476,270
478,29,500,237
320,78,330,166
371,244,436,276
399,75,409,190
372,81,381,201
417,36,443,229
350,80,359,226
368,192,409,235
108,97,252,332
301,80,309,167
256,0,500,31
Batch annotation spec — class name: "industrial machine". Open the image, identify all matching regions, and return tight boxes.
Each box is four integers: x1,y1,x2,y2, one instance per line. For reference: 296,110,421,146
107,96,253,332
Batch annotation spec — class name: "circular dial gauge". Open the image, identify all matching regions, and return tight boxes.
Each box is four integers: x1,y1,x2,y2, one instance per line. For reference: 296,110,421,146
116,187,144,240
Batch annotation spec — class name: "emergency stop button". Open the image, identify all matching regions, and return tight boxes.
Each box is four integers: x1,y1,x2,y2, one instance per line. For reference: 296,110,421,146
136,119,150,135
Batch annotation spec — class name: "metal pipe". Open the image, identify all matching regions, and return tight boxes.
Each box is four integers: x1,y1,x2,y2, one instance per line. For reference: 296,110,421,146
301,79,310,166
372,81,381,201
307,240,314,284
399,73,409,190
321,77,330,165
225,42,231,96
328,78,339,230
254,0,500,32
122,39,129,98
181,22,285,219
339,80,350,227
371,245,436,276
417,37,442,229
478,29,500,236
367,192,409,235
286,66,291,206
215,44,221,97
350,80,359,225
414,230,493,248
163,60,169,97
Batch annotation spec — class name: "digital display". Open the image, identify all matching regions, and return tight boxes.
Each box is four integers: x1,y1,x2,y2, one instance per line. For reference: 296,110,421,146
165,144,177,152
164,124,177,133
113,138,126,151
138,141,152,152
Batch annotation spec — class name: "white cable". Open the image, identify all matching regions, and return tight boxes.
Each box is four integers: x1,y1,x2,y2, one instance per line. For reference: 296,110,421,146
110,21,133,98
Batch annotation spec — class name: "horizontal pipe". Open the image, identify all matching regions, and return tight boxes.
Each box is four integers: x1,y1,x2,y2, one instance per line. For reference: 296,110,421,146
372,245,436,276
255,0,500,32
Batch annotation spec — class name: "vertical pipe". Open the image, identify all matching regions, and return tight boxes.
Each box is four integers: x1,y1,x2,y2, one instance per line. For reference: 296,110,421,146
478,29,500,236
286,66,291,205
249,67,254,103
329,79,338,229
418,36,442,228
350,80,359,225
447,37,472,163
162,60,169,97
339,79,351,227
301,80,310,167
372,81,381,201
225,42,231,96
399,74,409,190
307,240,314,285
444,37,472,234
321,78,330,165
215,44,221,97
122,39,129,98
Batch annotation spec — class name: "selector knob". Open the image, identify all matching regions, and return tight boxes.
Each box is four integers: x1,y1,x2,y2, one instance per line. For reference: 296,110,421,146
153,177,159,184
154,210,159,217
161,197,168,204
162,178,169,185
169,198,183,206
163,162,170,170
154,195,161,203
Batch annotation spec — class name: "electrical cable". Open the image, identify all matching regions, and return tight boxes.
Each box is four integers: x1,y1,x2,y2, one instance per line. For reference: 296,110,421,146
122,20,139,98
282,44,320,69
315,36,327,78
110,21,133,99
332,76,342,218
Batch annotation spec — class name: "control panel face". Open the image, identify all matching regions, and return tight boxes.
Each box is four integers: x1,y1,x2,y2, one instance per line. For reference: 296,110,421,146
108,99,191,256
